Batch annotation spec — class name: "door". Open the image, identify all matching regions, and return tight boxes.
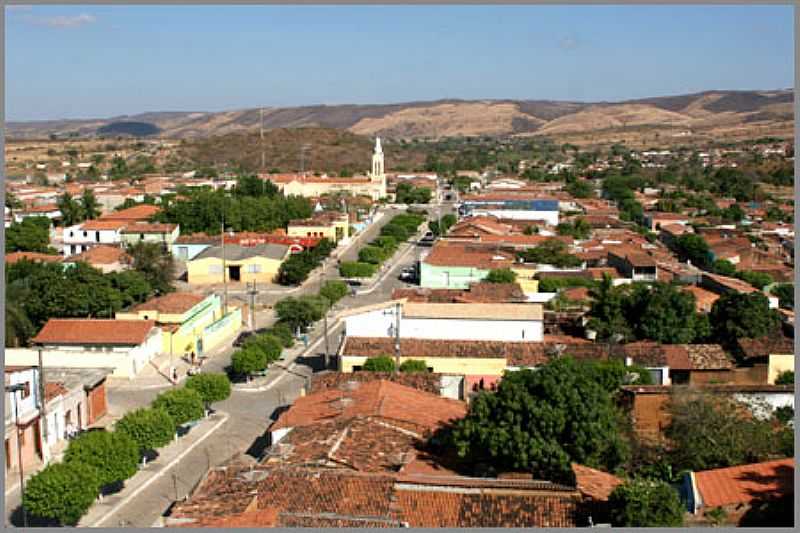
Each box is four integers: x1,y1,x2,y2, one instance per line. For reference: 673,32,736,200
33,421,43,460
77,404,82,430
229,265,241,281
5,439,10,470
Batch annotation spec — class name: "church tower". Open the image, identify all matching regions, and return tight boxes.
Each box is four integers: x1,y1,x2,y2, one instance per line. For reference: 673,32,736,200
371,137,387,198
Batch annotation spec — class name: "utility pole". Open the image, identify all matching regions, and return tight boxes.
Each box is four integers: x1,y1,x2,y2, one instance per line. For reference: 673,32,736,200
394,302,401,373
247,281,258,331
221,218,228,316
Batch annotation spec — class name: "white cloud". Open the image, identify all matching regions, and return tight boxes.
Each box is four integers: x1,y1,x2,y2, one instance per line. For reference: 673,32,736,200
28,13,97,28
558,36,579,51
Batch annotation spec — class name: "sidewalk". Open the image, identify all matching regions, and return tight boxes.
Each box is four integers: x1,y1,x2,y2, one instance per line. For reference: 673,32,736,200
78,411,229,528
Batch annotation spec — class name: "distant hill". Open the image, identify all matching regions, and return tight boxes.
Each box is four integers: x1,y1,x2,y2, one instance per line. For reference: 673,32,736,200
6,89,793,142
96,121,161,137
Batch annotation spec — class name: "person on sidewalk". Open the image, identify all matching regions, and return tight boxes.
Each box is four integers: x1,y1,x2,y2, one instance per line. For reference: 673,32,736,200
172,367,178,383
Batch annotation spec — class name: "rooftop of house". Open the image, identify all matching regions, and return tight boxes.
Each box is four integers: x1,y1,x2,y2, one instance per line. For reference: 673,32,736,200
270,379,467,434
682,285,720,310
694,458,794,509
67,244,131,265
702,272,760,294
309,371,442,396
99,204,160,221
344,336,545,362
5,251,63,265
736,335,795,360
129,292,207,315
288,211,348,227
32,319,157,346
80,219,129,231
422,241,516,269
192,243,290,262
402,302,543,321
392,282,527,304
120,222,178,234
570,463,623,502
166,463,583,528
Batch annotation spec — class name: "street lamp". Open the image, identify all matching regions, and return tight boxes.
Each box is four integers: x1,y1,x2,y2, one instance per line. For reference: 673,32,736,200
6,383,28,528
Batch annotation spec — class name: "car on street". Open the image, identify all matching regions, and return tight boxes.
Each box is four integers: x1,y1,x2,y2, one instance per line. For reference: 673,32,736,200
399,267,416,282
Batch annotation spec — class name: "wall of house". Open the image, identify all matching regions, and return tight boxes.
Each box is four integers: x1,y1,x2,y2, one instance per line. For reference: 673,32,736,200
469,208,559,225
171,243,211,262
688,370,734,385
340,355,507,377
5,418,42,473
768,354,794,385
629,393,670,443
5,368,40,425
87,381,107,425
121,226,180,247
510,268,539,294
187,256,283,285
420,263,489,289
731,365,769,385
201,308,243,353
62,227,122,255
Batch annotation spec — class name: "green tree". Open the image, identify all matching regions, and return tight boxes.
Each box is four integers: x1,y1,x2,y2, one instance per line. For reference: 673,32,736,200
399,359,428,373
363,356,396,372
57,192,84,226
115,407,176,455
358,245,387,264
735,270,773,290
275,296,326,333
608,479,685,527
63,430,139,488
586,274,632,342
242,334,283,364
127,241,175,295
710,292,780,344
339,261,377,278
23,462,101,526
712,259,737,277
484,268,517,284
771,283,794,310
267,322,295,348
556,218,591,240
565,179,594,198
775,371,794,385
450,357,629,483
665,392,791,472
185,373,232,407
5,217,56,253
151,388,205,426
79,189,101,220
518,238,583,268
231,345,267,376
673,234,711,269
319,280,349,304
623,283,703,344
578,359,653,393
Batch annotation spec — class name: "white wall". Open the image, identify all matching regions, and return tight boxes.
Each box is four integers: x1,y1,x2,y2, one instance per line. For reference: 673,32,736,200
271,427,292,445
734,392,794,420
6,368,40,423
62,225,122,255
344,308,544,342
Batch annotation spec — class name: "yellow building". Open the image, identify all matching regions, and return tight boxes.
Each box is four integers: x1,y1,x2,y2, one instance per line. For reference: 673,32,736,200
116,292,241,358
287,212,350,243
511,266,539,295
186,243,290,285
768,354,795,385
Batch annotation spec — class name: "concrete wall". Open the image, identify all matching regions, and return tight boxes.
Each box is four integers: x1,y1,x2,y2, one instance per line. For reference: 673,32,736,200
201,308,243,353
420,262,489,289
340,355,507,377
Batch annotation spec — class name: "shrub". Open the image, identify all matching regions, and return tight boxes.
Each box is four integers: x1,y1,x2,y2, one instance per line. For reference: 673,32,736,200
735,270,774,290
399,359,428,373
231,346,267,376
608,479,685,527
537,276,596,293
363,356,396,372
115,407,176,454
775,371,794,385
484,268,517,284
151,387,205,426
275,296,326,332
713,259,737,277
243,333,283,363
319,280,349,305
268,322,295,348
186,373,232,406
372,235,398,253
379,223,409,242
23,462,101,526
339,261,377,278
358,245,387,264
63,430,139,488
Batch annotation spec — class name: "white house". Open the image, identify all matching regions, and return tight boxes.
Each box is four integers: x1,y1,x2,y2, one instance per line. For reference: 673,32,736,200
5,366,46,475
62,220,126,256
29,319,162,379
342,300,544,343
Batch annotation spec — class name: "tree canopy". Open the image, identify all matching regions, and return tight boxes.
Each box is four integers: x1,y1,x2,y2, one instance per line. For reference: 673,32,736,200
709,292,781,345
5,217,56,253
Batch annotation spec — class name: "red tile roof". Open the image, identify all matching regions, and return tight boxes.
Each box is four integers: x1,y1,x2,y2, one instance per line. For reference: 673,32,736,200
423,241,515,269
68,245,130,265
736,336,795,360
570,463,623,502
343,337,539,361
120,222,177,234
310,372,442,396
33,319,157,346
694,458,794,508
5,252,63,265
81,219,127,231
130,292,206,315
99,204,160,221
44,382,68,402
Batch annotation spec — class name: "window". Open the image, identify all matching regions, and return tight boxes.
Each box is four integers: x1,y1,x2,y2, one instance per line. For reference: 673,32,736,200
83,231,87,237
140,233,145,239
95,231,100,242
247,264,262,273
69,231,74,238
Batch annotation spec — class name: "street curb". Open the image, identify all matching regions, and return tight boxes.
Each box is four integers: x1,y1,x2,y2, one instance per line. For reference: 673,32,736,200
87,411,230,527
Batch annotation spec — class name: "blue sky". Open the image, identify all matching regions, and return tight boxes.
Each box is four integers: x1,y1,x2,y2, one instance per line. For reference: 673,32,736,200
5,5,794,121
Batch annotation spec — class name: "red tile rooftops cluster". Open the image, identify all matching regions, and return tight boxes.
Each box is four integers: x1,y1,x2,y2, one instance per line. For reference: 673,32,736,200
81,219,128,231
703,272,759,294
99,204,161,222
570,463,623,502
32,319,157,346
120,222,177,234
69,245,130,265
694,458,794,508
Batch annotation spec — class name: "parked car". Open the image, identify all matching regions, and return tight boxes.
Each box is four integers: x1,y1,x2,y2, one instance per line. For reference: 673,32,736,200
399,267,416,281
344,279,363,287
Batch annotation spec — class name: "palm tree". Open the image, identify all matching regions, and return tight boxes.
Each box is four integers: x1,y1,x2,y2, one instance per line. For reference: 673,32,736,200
5,280,35,347
80,189,101,220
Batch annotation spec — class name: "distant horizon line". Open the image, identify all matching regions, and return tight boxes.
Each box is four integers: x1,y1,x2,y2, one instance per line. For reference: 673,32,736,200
7,86,794,124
